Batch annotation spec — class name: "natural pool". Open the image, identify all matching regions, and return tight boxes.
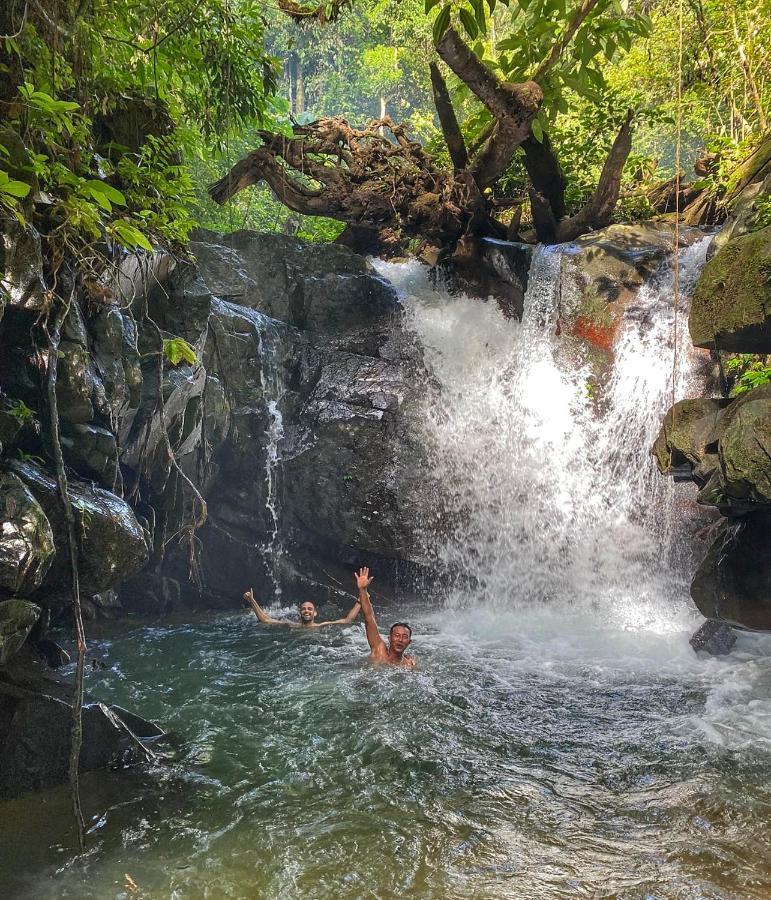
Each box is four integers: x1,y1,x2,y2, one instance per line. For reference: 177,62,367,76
2,606,770,899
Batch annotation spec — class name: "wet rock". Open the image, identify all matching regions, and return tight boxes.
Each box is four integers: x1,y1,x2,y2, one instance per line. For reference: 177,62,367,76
89,306,142,428
9,460,148,602
652,397,731,477
689,226,771,352
689,619,737,655
717,384,771,505
0,216,46,317
191,229,399,355
283,351,418,558
0,669,158,799
691,511,771,630
119,572,182,615
0,472,55,595
0,599,41,666
61,423,122,490
31,636,70,668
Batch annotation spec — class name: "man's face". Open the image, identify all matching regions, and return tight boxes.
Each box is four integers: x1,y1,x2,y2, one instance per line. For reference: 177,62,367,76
298,601,317,624
389,626,411,654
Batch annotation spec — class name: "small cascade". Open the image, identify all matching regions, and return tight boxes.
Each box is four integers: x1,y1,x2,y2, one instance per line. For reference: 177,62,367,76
376,235,712,631
255,317,286,601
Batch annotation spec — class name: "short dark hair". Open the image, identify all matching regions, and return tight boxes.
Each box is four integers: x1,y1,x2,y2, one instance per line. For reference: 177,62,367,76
298,600,317,610
389,622,412,637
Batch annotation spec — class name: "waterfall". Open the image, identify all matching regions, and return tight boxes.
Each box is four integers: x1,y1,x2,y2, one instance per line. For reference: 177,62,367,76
376,236,712,631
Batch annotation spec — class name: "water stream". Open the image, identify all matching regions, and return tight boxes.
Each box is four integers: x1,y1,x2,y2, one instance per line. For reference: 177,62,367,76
2,242,771,899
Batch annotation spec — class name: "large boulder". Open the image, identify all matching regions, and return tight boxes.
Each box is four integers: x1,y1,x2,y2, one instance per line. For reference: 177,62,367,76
718,383,771,504
0,471,55,595
689,226,771,352
8,460,148,602
0,665,160,799
652,397,731,477
0,599,41,666
691,512,771,630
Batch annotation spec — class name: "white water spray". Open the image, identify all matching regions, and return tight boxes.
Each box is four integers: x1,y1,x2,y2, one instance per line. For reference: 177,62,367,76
377,236,712,631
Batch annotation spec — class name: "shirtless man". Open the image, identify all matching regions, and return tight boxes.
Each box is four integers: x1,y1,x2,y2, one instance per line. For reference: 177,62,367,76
242,589,361,629
355,566,415,668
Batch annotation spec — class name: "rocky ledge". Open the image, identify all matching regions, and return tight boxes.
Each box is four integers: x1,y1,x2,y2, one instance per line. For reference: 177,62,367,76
655,214,771,630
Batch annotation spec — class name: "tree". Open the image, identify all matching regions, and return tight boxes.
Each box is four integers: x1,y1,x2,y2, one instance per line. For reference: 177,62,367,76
210,0,650,247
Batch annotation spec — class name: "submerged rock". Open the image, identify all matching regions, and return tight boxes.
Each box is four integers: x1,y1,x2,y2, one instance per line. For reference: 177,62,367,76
689,226,771,352
689,619,737,655
0,663,160,799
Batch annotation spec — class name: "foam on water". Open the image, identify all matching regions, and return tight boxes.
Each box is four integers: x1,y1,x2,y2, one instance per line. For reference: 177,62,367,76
376,238,712,633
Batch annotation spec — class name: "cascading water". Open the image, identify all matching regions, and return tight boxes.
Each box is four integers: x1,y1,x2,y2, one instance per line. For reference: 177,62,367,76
4,238,771,900
376,236,712,630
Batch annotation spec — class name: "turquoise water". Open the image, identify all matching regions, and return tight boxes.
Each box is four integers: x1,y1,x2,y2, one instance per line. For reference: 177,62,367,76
2,607,771,899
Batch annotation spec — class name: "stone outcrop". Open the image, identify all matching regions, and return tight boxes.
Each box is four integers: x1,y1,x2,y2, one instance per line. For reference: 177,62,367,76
0,656,161,799
690,513,771,631
1,225,426,633
654,174,771,633
689,226,771,352
0,599,40,666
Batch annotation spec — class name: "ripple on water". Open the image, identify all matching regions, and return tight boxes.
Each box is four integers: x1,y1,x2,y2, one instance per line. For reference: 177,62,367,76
1,609,770,899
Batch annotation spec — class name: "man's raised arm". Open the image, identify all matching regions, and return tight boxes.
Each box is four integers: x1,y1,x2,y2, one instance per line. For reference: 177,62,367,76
354,567,385,653
318,599,362,627
243,589,289,626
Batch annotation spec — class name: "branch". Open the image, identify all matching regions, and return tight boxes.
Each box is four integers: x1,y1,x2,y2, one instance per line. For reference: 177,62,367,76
532,0,600,82
437,28,542,188
549,109,634,242
430,62,468,171
521,130,567,221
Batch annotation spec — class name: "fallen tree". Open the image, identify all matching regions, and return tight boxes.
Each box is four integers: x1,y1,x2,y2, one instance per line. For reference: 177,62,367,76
210,18,636,250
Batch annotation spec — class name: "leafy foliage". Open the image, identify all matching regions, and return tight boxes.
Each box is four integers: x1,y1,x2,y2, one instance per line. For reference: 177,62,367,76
725,354,771,397
163,337,198,367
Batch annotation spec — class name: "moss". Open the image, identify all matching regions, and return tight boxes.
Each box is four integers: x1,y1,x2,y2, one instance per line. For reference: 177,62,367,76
689,226,771,350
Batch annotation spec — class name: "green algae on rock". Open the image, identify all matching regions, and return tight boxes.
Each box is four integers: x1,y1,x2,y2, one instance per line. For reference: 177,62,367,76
689,226,771,352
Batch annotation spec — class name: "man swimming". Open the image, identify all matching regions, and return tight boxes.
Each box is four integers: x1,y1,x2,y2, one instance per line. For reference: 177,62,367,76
354,566,415,668
242,589,361,629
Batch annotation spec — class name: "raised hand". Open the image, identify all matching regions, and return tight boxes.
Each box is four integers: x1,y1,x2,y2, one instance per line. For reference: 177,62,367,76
243,589,255,605
354,566,373,590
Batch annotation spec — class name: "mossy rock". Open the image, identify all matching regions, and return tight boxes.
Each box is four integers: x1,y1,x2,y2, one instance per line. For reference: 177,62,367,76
689,226,771,352
652,397,730,475
718,384,771,503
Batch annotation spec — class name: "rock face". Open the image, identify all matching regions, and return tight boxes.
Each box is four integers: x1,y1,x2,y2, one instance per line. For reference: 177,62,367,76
653,180,771,632
1,225,426,633
0,600,40,666
689,226,771,352
0,472,54,596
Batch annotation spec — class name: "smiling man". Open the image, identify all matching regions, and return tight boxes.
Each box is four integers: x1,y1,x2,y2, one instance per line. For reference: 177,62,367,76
242,590,361,629
354,566,415,668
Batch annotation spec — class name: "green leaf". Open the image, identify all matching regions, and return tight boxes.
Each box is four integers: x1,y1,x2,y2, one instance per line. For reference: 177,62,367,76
163,337,198,367
0,179,31,198
109,220,154,252
531,118,544,142
459,7,479,39
83,180,126,206
425,0,442,11
433,5,452,44
471,0,487,32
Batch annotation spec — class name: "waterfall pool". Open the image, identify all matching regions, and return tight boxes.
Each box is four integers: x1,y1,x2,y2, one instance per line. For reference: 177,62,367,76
2,609,770,898
3,241,770,899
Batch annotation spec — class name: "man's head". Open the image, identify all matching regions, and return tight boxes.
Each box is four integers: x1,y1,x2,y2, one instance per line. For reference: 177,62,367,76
298,601,318,624
388,622,412,655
